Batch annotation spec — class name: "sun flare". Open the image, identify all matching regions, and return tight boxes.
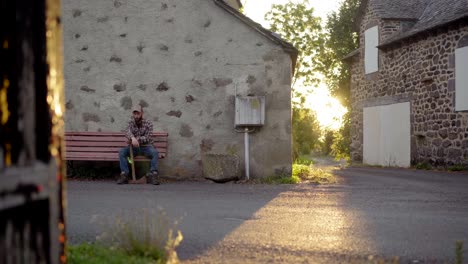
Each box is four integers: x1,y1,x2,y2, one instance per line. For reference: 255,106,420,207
305,86,347,130
243,0,347,130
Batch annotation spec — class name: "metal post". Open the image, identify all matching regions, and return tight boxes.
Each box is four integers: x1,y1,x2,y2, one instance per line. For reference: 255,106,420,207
244,127,250,180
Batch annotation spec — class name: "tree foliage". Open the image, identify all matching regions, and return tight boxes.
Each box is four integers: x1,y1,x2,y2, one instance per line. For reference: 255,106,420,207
265,1,324,92
319,0,362,159
318,0,361,107
264,0,362,160
292,105,321,160
330,112,351,160
265,1,325,160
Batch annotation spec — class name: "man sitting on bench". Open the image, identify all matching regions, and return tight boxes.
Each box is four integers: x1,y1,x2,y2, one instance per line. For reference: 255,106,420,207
117,106,160,185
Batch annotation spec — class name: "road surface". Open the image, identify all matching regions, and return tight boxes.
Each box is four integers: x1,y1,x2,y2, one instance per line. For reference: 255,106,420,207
67,167,468,263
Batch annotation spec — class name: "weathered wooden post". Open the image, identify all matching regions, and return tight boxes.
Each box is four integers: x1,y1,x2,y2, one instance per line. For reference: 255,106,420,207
0,0,66,263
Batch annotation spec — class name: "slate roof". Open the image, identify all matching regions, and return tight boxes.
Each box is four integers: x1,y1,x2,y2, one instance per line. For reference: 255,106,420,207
213,0,298,70
345,0,468,58
370,0,431,20
380,0,468,47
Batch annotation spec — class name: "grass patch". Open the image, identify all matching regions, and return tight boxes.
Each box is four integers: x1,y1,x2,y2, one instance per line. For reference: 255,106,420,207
294,156,315,165
68,243,156,264
258,174,301,184
256,164,336,184
79,208,183,264
456,240,464,264
293,165,336,184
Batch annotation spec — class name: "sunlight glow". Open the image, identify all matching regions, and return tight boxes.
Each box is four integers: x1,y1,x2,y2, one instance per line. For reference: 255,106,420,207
243,0,346,130
305,85,347,130
243,0,342,27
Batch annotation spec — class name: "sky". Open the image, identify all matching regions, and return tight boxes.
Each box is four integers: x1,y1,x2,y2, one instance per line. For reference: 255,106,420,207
242,0,347,130
243,0,342,27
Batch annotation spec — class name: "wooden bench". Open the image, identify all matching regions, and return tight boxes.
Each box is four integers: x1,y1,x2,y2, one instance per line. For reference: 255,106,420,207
64,132,168,161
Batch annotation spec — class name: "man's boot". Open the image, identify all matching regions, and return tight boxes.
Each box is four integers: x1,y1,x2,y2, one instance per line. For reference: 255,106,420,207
146,171,160,185
117,172,129,184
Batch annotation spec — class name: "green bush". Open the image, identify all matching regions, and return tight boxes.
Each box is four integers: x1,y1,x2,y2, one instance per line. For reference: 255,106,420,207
330,113,351,161
415,162,432,170
448,165,468,172
320,129,334,155
292,107,321,160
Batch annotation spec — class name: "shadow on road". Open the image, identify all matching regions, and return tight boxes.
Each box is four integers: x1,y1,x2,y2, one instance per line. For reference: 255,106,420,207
67,180,293,260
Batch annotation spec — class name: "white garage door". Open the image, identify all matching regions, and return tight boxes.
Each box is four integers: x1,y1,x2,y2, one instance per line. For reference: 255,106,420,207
363,102,411,167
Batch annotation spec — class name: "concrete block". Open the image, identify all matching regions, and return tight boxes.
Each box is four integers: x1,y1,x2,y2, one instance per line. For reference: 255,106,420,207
202,154,239,183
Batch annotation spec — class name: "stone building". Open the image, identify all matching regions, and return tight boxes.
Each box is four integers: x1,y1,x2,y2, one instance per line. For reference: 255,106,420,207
345,0,468,167
61,0,297,178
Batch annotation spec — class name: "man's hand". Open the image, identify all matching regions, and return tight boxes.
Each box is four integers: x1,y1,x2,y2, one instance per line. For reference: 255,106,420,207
131,136,139,147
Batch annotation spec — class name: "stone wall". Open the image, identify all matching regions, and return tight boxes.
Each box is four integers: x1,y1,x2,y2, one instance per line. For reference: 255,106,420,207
62,0,293,178
349,2,468,166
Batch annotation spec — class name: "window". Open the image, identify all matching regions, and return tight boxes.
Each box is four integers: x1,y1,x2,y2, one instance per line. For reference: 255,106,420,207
455,46,468,111
364,26,379,74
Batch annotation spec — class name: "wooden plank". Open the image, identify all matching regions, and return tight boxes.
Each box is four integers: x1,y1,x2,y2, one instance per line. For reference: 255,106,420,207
66,147,121,152
65,141,167,148
65,136,168,142
65,136,128,142
65,152,166,158
64,131,168,161
66,146,167,153
65,155,165,161
64,157,154,161
65,132,168,137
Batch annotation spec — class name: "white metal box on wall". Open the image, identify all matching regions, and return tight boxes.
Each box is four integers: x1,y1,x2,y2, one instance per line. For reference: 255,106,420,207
235,96,265,127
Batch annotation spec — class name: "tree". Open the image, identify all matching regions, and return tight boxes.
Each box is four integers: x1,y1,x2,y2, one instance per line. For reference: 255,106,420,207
264,0,362,160
331,112,351,161
317,0,362,160
318,0,361,107
265,1,325,160
292,105,321,160
265,1,324,96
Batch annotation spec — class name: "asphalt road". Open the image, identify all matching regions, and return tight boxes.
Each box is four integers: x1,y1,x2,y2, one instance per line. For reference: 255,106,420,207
67,167,468,263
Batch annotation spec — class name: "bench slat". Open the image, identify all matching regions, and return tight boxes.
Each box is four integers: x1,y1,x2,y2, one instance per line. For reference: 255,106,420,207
66,157,156,161
64,131,168,161
65,141,167,148
66,152,165,159
65,155,156,161
66,146,167,153
65,132,168,137
65,136,168,142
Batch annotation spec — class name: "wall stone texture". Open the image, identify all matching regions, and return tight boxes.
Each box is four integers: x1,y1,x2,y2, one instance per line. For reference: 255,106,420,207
62,0,293,178
349,3,468,166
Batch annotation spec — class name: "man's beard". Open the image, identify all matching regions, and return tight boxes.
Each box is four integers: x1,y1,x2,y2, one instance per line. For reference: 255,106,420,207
134,117,142,126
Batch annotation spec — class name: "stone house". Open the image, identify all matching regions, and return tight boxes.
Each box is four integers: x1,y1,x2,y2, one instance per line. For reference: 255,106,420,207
61,0,297,178
345,0,468,167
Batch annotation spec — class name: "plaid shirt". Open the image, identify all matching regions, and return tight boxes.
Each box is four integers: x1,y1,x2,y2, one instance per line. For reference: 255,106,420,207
125,118,154,145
